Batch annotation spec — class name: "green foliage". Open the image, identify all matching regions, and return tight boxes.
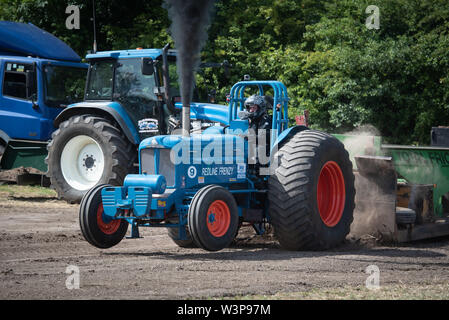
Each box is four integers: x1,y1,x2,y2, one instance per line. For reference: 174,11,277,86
296,0,449,143
0,0,171,57
1,0,448,144
199,0,449,144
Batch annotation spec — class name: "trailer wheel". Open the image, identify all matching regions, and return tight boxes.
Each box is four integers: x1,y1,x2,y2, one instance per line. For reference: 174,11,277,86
188,185,239,251
46,115,135,203
268,130,355,250
79,184,128,249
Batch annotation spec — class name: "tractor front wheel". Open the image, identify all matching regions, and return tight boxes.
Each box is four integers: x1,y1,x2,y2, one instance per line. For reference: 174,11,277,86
79,184,128,249
268,130,355,250
188,185,239,251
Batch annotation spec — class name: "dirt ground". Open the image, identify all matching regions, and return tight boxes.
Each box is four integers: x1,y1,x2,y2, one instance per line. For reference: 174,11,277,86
1,193,449,300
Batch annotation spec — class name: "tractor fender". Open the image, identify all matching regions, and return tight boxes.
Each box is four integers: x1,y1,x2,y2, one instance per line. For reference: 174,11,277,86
270,125,309,154
53,102,140,145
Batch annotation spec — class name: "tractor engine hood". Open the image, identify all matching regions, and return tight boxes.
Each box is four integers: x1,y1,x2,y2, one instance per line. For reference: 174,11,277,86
175,102,230,126
139,133,247,176
139,134,248,190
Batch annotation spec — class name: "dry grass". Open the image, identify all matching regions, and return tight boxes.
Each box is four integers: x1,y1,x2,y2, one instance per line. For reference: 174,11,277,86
0,184,57,199
230,283,449,300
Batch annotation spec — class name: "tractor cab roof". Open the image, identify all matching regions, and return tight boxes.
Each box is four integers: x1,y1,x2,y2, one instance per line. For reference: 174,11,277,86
0,21,81,62
86,48,177,61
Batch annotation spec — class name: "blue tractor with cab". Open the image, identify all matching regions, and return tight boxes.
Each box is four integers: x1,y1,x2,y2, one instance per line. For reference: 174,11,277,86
46,45,232,203
79,81,355,251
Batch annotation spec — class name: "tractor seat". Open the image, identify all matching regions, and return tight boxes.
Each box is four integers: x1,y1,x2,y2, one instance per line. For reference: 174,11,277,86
264,95,273,109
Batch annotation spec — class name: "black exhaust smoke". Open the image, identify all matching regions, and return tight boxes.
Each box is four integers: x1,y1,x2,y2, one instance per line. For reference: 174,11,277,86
164,0,215,137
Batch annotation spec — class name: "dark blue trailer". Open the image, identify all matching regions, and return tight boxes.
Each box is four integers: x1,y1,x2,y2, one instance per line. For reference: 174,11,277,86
0,21,87,174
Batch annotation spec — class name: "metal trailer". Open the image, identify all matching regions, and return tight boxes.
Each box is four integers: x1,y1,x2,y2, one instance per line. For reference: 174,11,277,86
0,21,88,183
336,134,449,242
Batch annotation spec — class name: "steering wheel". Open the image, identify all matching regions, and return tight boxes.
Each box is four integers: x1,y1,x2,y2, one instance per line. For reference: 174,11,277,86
127,89,155,103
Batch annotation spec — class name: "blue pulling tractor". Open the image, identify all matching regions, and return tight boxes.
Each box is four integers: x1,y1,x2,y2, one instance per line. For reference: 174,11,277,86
79,81,355,251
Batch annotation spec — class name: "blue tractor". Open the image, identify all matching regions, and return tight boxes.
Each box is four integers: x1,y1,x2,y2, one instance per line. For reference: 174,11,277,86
79,81,355,251
45,45,182,202
46,45,232,203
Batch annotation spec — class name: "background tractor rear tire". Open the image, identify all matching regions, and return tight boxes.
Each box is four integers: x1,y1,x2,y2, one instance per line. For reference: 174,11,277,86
79,184,128,249
46,115,135,203
268,130,355,251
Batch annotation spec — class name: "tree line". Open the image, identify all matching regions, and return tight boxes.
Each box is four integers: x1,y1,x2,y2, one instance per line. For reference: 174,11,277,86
1,0,448,144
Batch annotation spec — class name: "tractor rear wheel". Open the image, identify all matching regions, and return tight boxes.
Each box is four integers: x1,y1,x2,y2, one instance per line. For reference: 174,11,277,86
188,185,239,251
268,130,355,250
79,184,128,249
46,115,135,203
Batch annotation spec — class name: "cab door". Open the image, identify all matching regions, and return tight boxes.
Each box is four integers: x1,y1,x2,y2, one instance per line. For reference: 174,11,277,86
0,60,42,141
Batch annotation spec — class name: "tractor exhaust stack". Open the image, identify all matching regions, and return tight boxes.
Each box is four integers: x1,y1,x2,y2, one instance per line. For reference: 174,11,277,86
164,0,215,137
181,102,190,137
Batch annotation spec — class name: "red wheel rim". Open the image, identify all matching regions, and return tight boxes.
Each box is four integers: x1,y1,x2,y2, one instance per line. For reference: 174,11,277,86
206,200,231,237
317,161,346,227
96,203,121,235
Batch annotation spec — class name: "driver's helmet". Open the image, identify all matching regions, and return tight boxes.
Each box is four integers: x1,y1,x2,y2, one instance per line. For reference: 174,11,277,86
244,95,266,119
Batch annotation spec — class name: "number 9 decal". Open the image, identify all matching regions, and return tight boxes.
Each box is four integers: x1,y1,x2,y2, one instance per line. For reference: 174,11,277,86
187,166,197,179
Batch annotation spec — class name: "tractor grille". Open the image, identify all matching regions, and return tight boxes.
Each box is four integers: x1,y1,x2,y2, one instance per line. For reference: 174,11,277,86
140,148,175,186
159,148,175,186
140,149,155,175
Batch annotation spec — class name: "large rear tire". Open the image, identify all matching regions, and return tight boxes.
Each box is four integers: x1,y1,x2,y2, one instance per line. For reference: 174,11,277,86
268,130,355,250
46,115,135,203
79,184,128,249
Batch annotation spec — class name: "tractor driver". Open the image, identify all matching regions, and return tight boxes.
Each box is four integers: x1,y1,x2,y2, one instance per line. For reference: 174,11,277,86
239,95,272,167
240,94,272,132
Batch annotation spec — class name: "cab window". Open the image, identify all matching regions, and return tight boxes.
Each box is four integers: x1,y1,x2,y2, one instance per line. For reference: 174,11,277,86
2,62,36,100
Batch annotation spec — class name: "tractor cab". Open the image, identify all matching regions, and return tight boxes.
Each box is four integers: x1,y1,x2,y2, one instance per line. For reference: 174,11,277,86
78,47,180,140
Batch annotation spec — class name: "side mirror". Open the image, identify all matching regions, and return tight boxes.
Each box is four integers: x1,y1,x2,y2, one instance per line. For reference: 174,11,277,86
30,93,39,109
141,57,154,76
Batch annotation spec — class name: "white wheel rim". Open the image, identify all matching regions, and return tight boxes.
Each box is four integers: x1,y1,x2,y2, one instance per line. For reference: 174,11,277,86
60,135,105,191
